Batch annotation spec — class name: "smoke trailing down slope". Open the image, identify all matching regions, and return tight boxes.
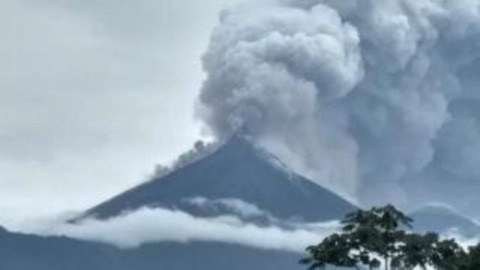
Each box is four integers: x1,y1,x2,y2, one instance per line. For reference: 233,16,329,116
197,0,480,212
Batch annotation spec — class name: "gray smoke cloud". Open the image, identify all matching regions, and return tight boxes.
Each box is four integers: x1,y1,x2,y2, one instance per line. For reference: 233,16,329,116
197,0,480,214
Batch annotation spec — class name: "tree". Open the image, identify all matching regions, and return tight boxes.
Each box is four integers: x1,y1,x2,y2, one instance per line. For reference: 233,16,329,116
429,238,467,270
342,205,413,270
300,233,360,270
301,205,473,270
395,232,439,269
449,242,480,270
302,205,414,270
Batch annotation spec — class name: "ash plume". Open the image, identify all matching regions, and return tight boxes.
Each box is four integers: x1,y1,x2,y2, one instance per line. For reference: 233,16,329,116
197,0,480,215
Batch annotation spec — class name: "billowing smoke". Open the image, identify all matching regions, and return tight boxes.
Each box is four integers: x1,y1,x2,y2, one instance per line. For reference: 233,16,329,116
197,0,480,214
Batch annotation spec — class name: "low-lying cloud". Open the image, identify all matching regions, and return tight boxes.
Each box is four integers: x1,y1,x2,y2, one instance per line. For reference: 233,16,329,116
10,205,338,253
5,199,479,257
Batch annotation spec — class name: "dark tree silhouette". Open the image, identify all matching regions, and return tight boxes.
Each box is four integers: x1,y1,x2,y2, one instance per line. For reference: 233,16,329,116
300,233,359,269
455,243,480,270
342,205,413,270
301,205,477,270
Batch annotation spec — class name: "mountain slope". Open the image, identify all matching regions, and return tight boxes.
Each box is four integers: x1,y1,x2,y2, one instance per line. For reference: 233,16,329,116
0,226,123,270
0,226,305,270
84,136,355,222
411,205,480,237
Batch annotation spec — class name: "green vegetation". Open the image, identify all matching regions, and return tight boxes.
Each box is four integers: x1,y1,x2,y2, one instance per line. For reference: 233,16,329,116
301,205,480,270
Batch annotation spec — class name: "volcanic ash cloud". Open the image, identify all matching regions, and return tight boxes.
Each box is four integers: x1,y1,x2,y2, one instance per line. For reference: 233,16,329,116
197,0,480,213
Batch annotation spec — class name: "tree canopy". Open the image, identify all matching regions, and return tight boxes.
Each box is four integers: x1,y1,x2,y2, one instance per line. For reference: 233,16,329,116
301,205,480,270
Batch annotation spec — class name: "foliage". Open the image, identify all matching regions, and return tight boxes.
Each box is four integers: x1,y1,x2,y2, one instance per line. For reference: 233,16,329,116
300,234,359,270
454,243,480,270
301,205,480,270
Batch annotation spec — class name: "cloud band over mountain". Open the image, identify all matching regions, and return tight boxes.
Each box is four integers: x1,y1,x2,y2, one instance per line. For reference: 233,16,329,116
10,201,337,253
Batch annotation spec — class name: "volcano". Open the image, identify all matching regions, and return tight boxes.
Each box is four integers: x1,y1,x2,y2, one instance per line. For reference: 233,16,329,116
83,135,355,222
0,136,357,270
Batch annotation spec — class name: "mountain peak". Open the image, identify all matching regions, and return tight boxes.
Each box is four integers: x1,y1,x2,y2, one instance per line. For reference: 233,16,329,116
83,135,355,222
216,134,258,158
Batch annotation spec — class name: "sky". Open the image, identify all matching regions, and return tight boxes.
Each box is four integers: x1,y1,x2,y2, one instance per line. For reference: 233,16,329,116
0,0,244,224
5,0,480,228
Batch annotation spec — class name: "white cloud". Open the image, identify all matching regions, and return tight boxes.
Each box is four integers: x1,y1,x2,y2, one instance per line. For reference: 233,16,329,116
10,207,337,253
185,197,267,218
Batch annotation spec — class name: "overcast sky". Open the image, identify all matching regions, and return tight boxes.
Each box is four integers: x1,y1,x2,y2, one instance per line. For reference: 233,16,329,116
0,0,244,225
